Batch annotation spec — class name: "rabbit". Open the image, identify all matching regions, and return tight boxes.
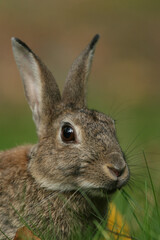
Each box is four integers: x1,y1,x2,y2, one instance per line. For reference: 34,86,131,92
0,34,130,240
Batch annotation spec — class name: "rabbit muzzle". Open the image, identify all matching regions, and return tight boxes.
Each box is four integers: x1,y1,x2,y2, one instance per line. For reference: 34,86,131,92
102,152,129,190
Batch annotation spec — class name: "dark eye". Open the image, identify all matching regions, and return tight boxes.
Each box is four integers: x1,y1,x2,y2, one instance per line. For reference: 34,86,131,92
61,124,75,143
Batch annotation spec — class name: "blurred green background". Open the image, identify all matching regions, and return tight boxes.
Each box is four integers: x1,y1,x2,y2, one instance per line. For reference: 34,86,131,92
0,0,160,231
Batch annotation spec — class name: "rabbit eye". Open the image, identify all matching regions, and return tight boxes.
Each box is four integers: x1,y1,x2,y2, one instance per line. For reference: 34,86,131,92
61,124,75,143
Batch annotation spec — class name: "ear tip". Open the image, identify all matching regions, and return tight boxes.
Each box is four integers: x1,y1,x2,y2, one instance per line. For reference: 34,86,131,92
11,37,32,53
89,34,100,50
11,37,16,43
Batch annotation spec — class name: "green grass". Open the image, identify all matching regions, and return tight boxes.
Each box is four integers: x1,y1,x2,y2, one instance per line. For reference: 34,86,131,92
113,152,160,240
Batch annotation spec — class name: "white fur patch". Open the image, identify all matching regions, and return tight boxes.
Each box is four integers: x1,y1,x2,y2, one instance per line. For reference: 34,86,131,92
39,180,77,191
79,180,99,189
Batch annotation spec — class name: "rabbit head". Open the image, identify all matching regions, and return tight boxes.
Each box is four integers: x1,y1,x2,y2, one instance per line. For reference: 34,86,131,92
11,35,129,196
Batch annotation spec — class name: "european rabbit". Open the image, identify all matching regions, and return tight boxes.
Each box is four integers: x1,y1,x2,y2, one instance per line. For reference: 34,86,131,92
0,35,129,239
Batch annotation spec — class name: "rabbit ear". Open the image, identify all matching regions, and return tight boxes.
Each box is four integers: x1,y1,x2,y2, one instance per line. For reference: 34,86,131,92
11,38,61,135
62,34,100,108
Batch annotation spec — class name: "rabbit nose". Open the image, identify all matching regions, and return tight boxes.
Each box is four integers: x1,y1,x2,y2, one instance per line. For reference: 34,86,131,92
103,152,127,178
108,165,126,177
103,162,126,179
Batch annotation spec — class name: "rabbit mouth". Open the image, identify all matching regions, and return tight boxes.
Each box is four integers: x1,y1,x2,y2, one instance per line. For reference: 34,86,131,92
79,180,119,196
90,182,125,196
78,173,129,196
91,175,129,196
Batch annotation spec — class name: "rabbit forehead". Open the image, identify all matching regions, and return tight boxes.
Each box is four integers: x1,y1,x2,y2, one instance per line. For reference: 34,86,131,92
54,108,114,127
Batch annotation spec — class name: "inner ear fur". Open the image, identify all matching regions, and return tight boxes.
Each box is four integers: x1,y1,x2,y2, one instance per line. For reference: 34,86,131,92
11,37,61,136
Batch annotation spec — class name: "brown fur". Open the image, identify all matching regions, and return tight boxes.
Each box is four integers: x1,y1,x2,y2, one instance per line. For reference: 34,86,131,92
0,146,107,239
0,35,130,239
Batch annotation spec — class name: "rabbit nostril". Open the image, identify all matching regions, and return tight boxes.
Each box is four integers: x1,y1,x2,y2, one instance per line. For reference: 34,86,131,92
108,166,125,177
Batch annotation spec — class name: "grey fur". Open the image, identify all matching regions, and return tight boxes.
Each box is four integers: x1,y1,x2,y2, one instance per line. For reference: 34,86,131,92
62,35,99,108
0,36,130,240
